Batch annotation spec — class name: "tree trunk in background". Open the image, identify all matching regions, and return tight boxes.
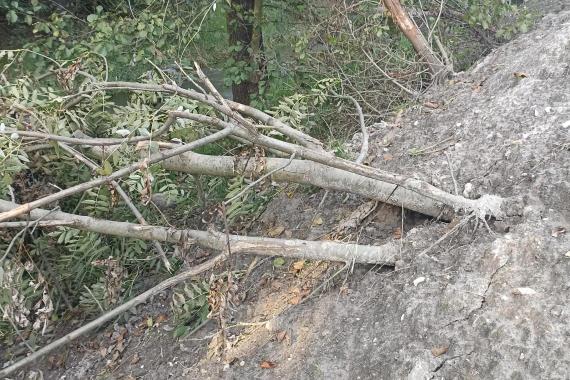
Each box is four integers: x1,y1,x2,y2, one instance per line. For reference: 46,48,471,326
382,0,449,80
226,0,264,105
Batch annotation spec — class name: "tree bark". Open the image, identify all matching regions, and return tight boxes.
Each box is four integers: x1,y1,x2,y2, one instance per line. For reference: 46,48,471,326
226,0,264,104
382,0,449,79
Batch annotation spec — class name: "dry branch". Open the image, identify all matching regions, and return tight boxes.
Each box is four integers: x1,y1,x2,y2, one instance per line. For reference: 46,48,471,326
172,112,509,219
90,81,325,151
0,254,226,378
382,0,449,79
0,200,400,265
132,143,450,219
0,115,174,146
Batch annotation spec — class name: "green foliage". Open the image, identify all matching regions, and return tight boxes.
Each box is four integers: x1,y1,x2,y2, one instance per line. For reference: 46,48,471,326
171,280,210,338
464,0,534,39
0,130,28,197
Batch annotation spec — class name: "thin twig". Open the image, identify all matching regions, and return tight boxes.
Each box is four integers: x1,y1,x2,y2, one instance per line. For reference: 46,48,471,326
0,118,173,146
193,62,259,136
445,151,459,195
331,93,368,164
58,143,172,271
361,49,418,97
0,254,227,378
0,124,234,222
418,214,475,261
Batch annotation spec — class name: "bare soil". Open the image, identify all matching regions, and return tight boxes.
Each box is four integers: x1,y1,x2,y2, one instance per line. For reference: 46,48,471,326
5,6,570,380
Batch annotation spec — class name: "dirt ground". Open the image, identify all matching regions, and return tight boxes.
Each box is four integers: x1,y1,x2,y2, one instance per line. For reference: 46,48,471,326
5,5,570,380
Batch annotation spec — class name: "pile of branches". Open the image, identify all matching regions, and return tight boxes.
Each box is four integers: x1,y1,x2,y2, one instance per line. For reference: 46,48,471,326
0,61,516,375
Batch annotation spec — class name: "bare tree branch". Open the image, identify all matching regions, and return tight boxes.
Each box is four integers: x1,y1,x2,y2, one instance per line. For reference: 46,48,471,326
0,199,400,265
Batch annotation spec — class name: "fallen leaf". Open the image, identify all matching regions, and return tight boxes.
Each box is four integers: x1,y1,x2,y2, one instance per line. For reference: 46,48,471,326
392,227,402,239
267,226,285,237
276,330,288,343
423,101,441,109
292,260,305,272
312,216,323,226
383,153,394,161
100,347,108,358
289,295,302,305
513,72,528,78
512,287,537,296
431,346,448,357
565,251,570,258
260,360,276,369
155,314,168,324
551,227,566,238
146,317,153,328
273,257,286,267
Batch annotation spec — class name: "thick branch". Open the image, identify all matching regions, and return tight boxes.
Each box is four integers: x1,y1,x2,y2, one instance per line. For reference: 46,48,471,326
133,143,451,219
382,0,449,79
0,200,400,265
172,112,508,219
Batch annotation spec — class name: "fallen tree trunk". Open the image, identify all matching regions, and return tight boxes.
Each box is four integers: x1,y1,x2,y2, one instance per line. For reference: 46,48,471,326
132,143,452,219
0,200,399,265
0,125,235,223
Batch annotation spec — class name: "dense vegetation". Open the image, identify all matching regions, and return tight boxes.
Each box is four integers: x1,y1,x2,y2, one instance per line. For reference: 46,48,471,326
0,0,533,354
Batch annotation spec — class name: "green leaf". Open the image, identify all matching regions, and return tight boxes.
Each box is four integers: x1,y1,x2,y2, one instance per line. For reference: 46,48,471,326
173,325,188,338
97,160,113,176
7,10,18,24
86,14,98,23
273,257,286,267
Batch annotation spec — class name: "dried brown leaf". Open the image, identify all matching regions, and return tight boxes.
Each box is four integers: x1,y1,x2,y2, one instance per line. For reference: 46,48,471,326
289,295,302,305
267,226,285,237
312,216,323,226
130,353,140,365
431,346,448,357
393,227,402,240
276,330,288,343
423,101,441,109
260,360,276,369
292,260,305,272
